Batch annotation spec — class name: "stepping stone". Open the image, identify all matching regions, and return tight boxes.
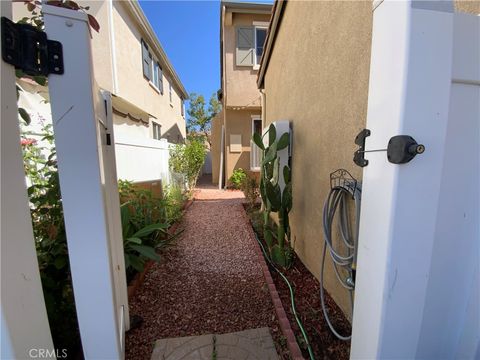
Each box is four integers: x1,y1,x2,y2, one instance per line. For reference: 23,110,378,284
150,328,279,360
151,334,214,360
215,328,279,360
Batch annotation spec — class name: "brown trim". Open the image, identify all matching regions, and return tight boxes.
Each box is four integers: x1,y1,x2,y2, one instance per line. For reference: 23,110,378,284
112,107,149,125
257,0,287,89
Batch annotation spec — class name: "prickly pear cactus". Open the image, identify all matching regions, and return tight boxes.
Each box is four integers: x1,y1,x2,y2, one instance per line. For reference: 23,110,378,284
252,124,293,268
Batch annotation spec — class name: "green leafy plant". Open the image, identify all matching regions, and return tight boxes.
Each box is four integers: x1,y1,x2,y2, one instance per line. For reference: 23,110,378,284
169,139,206,192
240,173,260,210
228,168,247,189
120,203,166,273
252,124,293,268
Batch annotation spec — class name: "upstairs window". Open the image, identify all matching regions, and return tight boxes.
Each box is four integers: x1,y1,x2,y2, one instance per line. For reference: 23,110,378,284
142,39,164,95
152,62,163,94
169,83,173,104
181,99,185,117
141,40,152,79
152,121,161,140
236,25,268,68
255,27,267,65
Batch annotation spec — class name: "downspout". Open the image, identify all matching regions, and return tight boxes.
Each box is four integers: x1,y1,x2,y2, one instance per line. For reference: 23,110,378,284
108,0,119,94
260,88,266,129
219,4,226,189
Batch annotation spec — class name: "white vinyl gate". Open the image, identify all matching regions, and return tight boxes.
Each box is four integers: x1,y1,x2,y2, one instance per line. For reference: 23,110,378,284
351,2,479,359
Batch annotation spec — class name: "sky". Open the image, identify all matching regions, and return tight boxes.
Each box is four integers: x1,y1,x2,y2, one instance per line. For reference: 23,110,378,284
139,1,221,103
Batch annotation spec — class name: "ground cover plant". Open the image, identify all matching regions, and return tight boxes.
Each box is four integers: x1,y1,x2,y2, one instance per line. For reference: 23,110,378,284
228,168,247,189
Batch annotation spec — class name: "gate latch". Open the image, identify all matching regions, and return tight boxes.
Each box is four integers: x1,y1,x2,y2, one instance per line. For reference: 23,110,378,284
1,17,63,76
354,129,425,167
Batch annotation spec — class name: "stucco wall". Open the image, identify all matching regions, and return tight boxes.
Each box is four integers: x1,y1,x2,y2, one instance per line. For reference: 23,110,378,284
262,0,373,318
111,2,186,141
225,109,261,182
224,12,270,108
262,0,480,319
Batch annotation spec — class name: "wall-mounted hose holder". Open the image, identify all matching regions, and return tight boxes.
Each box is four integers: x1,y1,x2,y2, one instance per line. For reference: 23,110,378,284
353,129,425,167
330,169,359,199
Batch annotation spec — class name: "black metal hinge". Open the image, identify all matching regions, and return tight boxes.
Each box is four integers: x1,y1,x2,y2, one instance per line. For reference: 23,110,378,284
1,17,63,76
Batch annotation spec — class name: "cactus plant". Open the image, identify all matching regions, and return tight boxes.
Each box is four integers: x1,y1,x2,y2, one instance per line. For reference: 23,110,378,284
252,124,293,267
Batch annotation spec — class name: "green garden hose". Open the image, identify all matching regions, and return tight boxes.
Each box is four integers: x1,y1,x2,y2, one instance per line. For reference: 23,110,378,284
254,232,316,360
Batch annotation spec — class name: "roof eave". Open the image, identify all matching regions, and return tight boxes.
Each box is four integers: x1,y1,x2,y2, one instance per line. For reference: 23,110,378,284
257,0,286,89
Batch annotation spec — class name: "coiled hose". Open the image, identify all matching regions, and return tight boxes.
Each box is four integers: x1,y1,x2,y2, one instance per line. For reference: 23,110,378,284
253,232,316,360
320,184,361,340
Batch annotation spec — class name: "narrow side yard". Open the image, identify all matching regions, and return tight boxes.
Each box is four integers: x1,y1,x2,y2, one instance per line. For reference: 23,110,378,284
125,186,287,359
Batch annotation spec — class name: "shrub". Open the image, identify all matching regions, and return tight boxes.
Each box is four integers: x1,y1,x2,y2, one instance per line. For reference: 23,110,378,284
228,168,247,189
241,174,260,210
118,180,185,277
169,139,206,191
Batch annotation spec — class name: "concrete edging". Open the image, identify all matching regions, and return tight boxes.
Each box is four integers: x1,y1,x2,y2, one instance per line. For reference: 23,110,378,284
240,206,304,360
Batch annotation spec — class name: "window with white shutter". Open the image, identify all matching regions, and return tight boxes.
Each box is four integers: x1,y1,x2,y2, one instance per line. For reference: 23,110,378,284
236,27,254,66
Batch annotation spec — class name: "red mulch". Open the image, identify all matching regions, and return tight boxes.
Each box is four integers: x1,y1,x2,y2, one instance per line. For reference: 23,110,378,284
125,188,289,359
244,204,351,360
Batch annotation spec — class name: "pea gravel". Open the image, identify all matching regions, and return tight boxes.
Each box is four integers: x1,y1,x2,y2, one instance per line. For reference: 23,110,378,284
125,184,287,359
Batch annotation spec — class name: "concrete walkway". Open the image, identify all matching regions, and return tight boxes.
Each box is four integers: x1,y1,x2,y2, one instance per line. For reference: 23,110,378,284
125,180,282,359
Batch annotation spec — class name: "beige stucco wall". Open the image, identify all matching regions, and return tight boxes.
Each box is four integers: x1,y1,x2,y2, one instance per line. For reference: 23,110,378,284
110,2,186,141
224,109,261,181
224,12,270,108
12,1,187,143
262,0,372,318
262,0,480,319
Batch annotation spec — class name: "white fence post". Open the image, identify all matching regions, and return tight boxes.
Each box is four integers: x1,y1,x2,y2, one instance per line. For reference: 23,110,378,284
43,5,122,358
351,1,479,358
0,2,55,358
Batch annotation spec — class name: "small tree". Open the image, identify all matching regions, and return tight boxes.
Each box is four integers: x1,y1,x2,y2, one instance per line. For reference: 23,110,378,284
169,139,206,192
187,93,221,146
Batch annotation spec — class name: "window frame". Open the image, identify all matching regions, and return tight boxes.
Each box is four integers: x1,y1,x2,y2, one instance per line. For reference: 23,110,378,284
152,121,162,140
142,39,164,95
169,82,173,105
250,117,263,171
253,24,268,69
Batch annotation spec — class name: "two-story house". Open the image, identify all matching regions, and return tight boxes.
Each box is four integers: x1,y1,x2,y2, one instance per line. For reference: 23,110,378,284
14,0,188,183
211,1,272,187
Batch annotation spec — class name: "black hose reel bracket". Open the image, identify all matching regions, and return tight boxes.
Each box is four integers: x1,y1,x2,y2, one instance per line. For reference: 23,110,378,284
354,129,425,167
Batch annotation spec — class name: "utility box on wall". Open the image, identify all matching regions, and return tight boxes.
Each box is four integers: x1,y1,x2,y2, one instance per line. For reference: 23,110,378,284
263,120,291,191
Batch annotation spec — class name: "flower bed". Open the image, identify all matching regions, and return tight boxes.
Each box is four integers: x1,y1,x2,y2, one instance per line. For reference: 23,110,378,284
243,204,351,359
127,199,194,300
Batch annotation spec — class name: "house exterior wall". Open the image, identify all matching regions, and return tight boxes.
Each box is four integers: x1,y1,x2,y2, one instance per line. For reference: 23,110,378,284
225,109,261,182
262,0,373,318
218,3,271,185
110,2,186,142
261,0,480,318
224,12,270,108
13,1,187,144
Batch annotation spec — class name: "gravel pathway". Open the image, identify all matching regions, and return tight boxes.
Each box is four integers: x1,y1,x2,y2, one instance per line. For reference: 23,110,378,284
125,185,283,359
